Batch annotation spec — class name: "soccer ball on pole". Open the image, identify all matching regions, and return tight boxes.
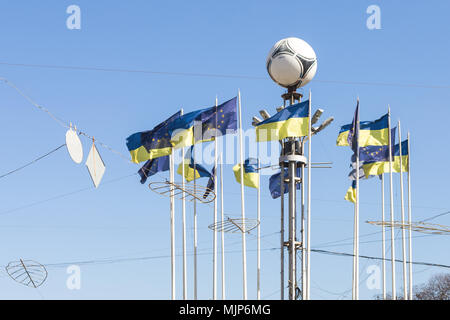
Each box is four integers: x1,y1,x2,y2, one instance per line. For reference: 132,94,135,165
266,37,317,90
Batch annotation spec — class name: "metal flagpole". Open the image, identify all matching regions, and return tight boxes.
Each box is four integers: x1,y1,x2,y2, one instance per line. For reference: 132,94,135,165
257,157,261,300
193,147,198,300
220,152,226,300
381,174,387,300
288,143,296,300
237,89,248,299
407,132,413,300
301,149,306,300
355,98,360,300
352,201,356,300
388,107,397,300
306,90,312,300
181,110,188,300
280,159,285,300
213,97,218,300
169,152,176,300
398,122,408,299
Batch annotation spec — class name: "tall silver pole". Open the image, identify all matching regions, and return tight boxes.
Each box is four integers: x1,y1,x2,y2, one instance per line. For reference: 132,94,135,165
407,132,413,300
257,157,261,300
193,149,198,300
169,153,176,300
181,110,187,300
220,153,226,300
355,99,360,301
301,153,306,300
398,122,408,299
237,90,248,300
388,107,397,300
280,160,285,300
381,174,386,300
352,201,356,300
213,97,218,300
181,148,187,300
288,149,296,300
306,90,312,300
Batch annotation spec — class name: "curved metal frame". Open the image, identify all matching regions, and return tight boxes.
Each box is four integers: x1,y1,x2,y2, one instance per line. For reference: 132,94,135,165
366,220,450,235
149,180,216,204
208,217,260,234
5,259,48,288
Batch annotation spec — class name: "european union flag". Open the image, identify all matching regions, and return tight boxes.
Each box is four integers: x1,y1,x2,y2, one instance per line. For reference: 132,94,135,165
138,155,170,184
170,97,237,149
268,167,301,199
126,111,181,163
352,128,396,163
362,139,409,176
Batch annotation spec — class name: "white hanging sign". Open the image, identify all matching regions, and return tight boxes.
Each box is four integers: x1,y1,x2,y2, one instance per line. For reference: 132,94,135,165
65,128,83,164
85,142,106,188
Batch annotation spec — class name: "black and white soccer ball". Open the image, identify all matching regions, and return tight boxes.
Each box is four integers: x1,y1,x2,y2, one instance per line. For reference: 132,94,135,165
266,37,317,89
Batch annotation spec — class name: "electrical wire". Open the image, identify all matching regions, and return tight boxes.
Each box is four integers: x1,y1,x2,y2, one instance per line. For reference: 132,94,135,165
0,77,135,165
1,61,450,89
0,144,66,180
0,173,137,217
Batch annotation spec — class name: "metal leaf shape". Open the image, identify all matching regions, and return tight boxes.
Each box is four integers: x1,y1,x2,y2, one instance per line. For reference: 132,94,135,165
149,181,216,204
5,259,48,288
209,218,260,234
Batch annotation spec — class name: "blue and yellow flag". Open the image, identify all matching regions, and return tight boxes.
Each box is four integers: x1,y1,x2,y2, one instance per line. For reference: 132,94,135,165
177,147,212,182
351,128,396,164
203,166,216,199
255,101,309,142
337,113,389,147
344,181,357,203
362,139,409,176
137,155,170,184
232,158,259,188
126,111,181,163
268,167,301,199
170,97,237,149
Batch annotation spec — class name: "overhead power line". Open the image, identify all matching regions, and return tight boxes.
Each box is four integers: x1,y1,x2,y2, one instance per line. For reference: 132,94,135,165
36,247,450,270
310,249,450,270
1,62,450,89
0,77,134,165
0,144,66,180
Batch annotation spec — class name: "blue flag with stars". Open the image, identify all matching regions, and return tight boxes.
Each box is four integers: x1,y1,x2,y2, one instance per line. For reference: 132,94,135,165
137,155,170,184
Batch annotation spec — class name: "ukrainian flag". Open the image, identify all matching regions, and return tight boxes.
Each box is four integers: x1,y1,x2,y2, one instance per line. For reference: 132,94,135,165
232,158,259,188
126,111,181,163
344,181,357,203
170,97,237,149
177,147,212,182
362,139,409,176
255,101,309,142
336,113,389,147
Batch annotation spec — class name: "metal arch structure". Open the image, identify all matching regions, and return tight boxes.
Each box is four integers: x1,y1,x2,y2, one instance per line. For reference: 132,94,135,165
5,259,48,288
149,180,216,204
367,220,450,235
209,217,260,234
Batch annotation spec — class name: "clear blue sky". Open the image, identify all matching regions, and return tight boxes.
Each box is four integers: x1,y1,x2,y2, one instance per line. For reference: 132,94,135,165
0,0,449,299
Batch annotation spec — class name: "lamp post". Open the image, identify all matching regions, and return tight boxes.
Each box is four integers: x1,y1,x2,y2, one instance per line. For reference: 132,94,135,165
258,37,333,300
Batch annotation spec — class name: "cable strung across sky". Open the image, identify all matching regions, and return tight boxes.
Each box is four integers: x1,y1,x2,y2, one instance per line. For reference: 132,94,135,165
1,62,450,89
